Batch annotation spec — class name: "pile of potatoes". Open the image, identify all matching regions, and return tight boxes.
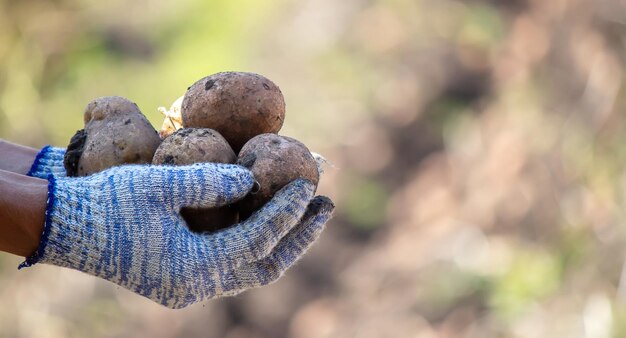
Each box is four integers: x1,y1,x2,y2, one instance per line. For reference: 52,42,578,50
64,72,320,233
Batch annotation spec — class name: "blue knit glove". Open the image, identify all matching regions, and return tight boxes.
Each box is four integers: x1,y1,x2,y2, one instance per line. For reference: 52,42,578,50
27,145,67,179
19,163,333,309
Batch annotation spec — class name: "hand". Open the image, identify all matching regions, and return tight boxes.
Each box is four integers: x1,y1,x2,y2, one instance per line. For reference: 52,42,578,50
27,145,68,179
19,163,334,309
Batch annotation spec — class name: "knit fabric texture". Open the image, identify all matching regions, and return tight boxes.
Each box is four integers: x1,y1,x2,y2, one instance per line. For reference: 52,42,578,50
27,145,67,179
19,163,333,309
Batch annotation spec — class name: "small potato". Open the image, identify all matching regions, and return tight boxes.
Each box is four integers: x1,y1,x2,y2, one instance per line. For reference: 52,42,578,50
236,134,319,220
64,96,161,177
153,128,238,233
181,72,285,152
153,128,236,165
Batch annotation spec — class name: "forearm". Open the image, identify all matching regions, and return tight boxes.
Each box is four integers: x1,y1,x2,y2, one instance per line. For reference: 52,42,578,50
0,169,47,257
0,140,39,175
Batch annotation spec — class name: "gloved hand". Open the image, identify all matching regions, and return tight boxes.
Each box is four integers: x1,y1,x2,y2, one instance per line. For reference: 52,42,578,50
27,145,67,179
19,163,334,309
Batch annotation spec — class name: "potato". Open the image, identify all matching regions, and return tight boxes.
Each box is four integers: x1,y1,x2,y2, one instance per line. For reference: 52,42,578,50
236,134,319,220
153,128,236,165
64,96,161,177
152,128,238,233
181,72,285,152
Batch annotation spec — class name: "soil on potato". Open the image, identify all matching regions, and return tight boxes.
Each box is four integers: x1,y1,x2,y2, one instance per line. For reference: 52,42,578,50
63,129,88,177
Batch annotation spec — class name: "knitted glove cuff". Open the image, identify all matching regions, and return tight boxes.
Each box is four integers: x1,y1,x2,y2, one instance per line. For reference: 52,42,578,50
19,172,157,275
19,174,57,269
19,173,133,271
27,145,67,179
20,177,116,275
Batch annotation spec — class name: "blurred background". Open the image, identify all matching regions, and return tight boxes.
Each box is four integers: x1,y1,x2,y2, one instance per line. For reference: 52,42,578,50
2,0,626,337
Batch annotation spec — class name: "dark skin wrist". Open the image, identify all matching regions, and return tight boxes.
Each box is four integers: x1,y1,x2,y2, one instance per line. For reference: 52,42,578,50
0,169,47,257
0,140,39,175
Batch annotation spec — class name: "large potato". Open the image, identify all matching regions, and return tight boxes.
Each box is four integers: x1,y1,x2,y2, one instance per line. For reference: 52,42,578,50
181,72,285,152
64,96,161,176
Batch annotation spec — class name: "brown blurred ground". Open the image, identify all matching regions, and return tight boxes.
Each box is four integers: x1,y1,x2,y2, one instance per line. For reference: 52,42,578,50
2,0,626,337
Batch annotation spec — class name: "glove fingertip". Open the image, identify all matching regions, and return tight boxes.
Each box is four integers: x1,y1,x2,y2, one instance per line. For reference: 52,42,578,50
307,196,335,215
277,178,316,201
299,196,334,233
219,164,256,197
194,164,255,206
